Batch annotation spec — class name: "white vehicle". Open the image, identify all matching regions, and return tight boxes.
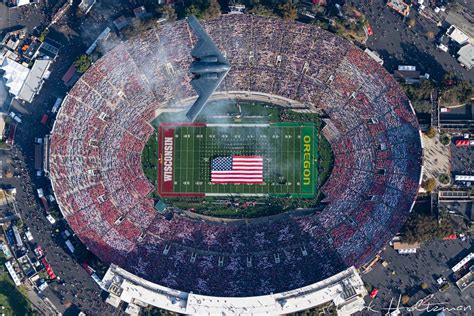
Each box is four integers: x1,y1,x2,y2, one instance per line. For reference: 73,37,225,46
34,137,43,144
91,273,103,288
46,214,56,224
38,281,49,292
52,98,62,113
37,188,44,198
437,44,448,52
9,112,22,123
25,230,34,241
65,239,75,253
61,230,71,239
46,195,55,203
36,170,42,177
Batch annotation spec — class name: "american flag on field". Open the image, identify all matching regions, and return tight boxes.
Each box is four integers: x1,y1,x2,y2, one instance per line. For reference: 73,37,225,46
211,156,263,184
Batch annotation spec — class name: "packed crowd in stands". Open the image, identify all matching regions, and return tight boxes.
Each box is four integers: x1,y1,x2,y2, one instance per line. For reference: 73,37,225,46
49,15,422,296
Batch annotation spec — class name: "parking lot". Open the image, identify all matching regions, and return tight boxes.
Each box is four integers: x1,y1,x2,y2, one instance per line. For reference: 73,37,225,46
450,142,473,176
353,0,474,84
360,239,474,315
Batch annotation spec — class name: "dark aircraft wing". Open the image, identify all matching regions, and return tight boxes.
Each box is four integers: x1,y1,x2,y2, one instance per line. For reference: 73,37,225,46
187,15,229,65
186,71,228,121
186,15,230,121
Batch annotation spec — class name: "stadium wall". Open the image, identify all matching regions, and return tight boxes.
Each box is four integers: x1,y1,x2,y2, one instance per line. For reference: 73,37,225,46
156,91,311,118
101,264,368,315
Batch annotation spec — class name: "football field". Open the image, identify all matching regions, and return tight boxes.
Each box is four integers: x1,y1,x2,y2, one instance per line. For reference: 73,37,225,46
158,122,317,198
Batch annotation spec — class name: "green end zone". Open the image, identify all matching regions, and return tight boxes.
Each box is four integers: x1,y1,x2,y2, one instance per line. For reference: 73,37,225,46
158,122,317,198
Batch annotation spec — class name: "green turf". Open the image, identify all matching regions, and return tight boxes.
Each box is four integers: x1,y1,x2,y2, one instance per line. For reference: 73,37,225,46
162,123,317,197
0,273,34,316
317,134,334,188
151,101,282,127
142,131,158,186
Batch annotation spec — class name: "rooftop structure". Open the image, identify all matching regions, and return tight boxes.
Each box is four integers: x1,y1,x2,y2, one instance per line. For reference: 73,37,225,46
386,0,410,16
113,16,129,31
446,10,474,42
364,48,383,65
446,25,470,46
17,59,51,103
456,268,473,292
452,252,473,272
1,58,51,103
78,0,96,15
102,264,367,315
452,252,474,292
0,188,16,207
49,15,422,299
133,6,150,19
0,114,5,139
393,241,420,254
457,44,474,70
37,38,61,59
1,58,30,96
5,261,21,286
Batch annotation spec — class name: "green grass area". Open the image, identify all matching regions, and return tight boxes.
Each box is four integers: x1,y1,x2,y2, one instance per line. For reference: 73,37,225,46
145,102,334,218
0,273,34,316
317,135,334,188
0,142,11,149
168,196,315,218
152,101,283,127
142,131,159,186
162,123,317,197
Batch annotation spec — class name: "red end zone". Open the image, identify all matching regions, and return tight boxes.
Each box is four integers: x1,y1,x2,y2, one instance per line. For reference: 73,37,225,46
157,123,206,197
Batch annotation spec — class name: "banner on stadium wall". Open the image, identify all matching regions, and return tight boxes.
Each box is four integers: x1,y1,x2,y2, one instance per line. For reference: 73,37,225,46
159,126,175,193
300,126,317,196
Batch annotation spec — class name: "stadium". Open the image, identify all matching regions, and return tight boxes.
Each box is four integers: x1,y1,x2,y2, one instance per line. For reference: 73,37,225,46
48,14,423,314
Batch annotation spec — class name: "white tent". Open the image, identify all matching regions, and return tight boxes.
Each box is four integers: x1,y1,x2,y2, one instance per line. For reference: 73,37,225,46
1,58,29,97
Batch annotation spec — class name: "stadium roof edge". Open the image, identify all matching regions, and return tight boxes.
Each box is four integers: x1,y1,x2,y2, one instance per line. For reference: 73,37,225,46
162,91,308,119
101,264,368,315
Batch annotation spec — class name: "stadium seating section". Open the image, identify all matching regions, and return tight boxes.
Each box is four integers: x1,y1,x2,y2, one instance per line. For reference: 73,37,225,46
49,15,422,296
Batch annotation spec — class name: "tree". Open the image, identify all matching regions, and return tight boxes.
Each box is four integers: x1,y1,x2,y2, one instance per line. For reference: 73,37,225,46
425,127,436,138
407,18,416,28
439,133,450,146
249,4,275,17
403,81,433,113
158,5,177,22
203,0,221,19
439,173,450,185
441,81,474,107
426,31,435,40
401,213,456,243
185,4,202,18
279,0,298,21
421,282,429,289
422,178,436,192
401,295,410,305
38,29,49,42
74,54,92,73
412,100,432,113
